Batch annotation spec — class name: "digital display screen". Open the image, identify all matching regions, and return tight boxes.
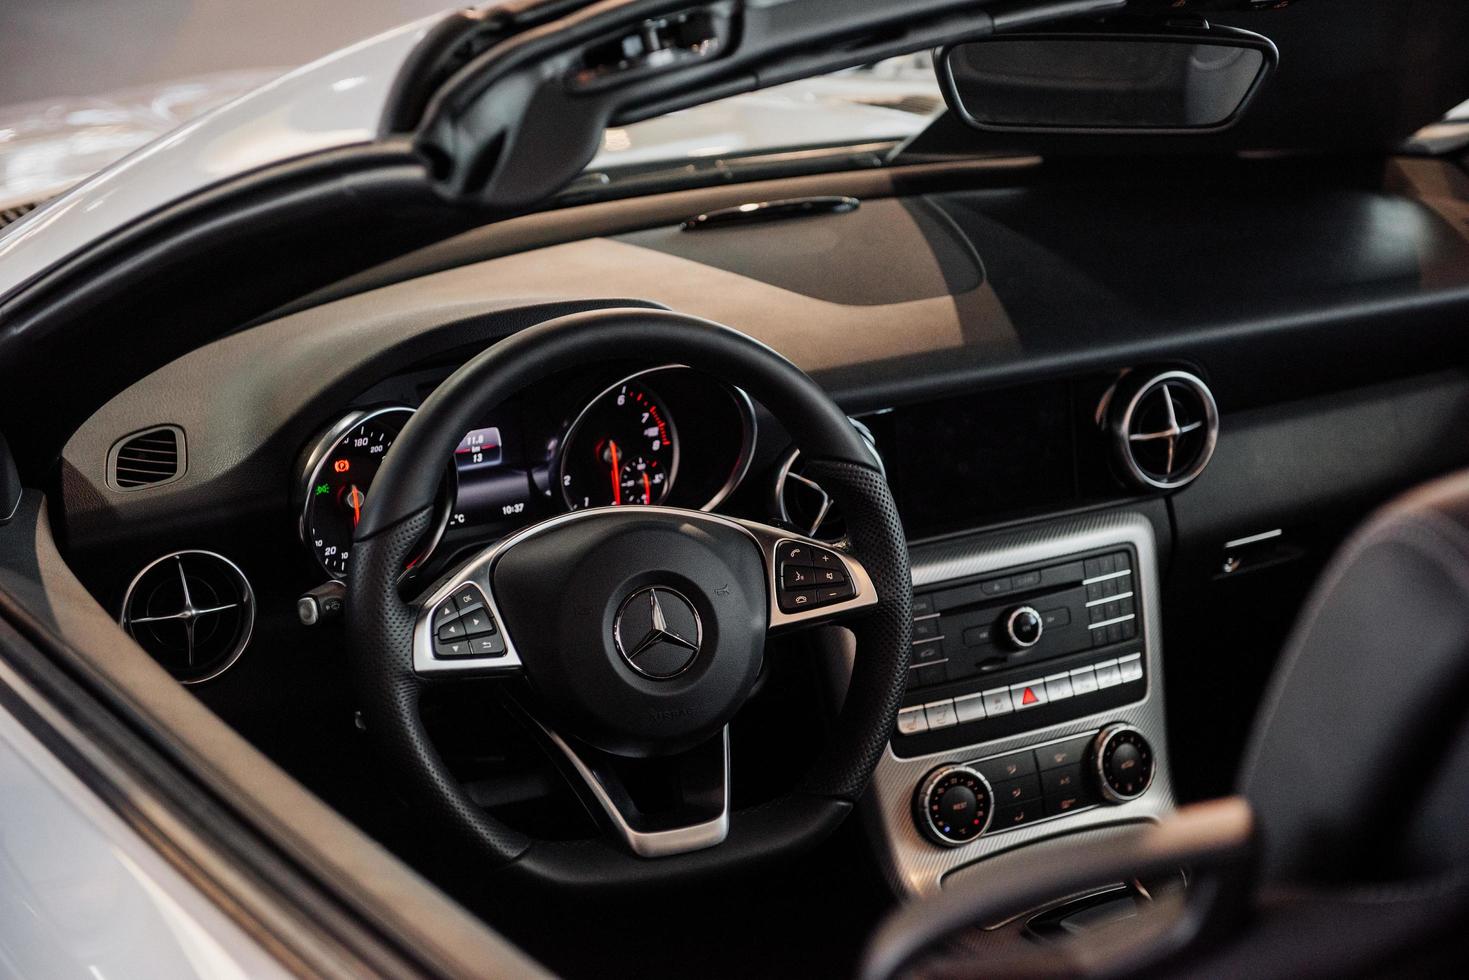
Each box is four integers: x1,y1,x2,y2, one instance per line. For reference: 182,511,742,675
451,421,537,526
863,383,1079,540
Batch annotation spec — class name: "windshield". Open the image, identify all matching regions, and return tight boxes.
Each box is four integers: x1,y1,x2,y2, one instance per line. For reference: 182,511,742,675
0,46,944,217
588,54,945,173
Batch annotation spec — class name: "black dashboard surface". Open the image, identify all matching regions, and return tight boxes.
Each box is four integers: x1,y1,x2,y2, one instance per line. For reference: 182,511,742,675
58,155,1469,556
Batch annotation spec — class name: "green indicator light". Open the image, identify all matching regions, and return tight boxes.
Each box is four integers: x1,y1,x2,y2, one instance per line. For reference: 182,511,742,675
315,483,330,496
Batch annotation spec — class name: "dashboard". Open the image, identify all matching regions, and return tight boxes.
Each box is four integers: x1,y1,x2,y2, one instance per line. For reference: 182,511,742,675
46,152,1469,901
294,364,754,583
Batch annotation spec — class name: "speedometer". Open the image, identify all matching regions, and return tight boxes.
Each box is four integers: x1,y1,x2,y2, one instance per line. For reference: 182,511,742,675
300,407,413,579
560,378,678,510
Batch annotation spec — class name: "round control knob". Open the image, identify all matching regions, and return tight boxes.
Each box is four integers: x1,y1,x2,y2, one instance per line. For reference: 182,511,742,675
1003,605,1044,650
1093,724,1156,803
914,766,993,846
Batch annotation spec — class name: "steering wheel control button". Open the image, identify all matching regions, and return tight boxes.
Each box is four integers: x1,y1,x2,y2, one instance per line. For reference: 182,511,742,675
1003,605,1044,649
781,563,815,589
814,565,848,585
924,699,958,730
775,541,812,565
461,608,496,636
436,638,473,658
432,599,462,629
775,541,857,612
896,706,929,736
915,766,993,846
453,584,488,614
1094,725,1156,803
810,548,841,569
469,634,506,657
436,618,467,642
613,587,703,679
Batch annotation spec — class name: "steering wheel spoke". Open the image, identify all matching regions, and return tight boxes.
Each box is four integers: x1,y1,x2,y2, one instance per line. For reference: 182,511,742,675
413,550,524,675
531,716,731,858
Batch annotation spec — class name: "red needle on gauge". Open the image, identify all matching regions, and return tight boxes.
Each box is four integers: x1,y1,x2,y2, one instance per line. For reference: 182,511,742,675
608,440,622,505
347,486,364,527
642,471,652,505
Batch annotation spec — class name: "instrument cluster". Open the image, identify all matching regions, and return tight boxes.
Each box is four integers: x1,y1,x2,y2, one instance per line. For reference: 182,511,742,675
296,366,755,581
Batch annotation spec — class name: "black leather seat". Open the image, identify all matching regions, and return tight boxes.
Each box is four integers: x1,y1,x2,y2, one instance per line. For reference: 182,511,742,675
864,471,1469,978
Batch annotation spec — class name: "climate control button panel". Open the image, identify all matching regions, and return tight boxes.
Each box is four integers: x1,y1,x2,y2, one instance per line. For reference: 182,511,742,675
912,725,1156,847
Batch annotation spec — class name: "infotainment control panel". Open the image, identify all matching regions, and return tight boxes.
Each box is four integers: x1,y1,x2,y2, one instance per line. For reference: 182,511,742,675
895,546,1144,754
858,511,1174,898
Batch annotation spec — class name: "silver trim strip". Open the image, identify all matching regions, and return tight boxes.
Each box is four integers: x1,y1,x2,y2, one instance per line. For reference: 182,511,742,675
1082,568,1131,585
536,723,732,858
1224,528,1283,549
1088,613,1137,630
1084,591,1133,607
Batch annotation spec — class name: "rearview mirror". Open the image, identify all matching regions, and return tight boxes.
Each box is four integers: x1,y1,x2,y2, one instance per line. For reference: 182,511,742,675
939,26,1277,133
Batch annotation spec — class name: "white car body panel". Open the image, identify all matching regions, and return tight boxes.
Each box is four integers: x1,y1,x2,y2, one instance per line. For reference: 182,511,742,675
0,695,288,978
0,14,448,302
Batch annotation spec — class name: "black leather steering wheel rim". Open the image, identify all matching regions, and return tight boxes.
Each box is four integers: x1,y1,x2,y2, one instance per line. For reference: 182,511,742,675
347,308,911,888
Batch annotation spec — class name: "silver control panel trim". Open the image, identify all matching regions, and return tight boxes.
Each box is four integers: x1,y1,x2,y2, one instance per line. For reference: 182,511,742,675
861,511,1175,898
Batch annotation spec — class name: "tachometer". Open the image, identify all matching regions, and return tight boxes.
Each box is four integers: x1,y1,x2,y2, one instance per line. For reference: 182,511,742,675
560,378,678,510
300,407,414,579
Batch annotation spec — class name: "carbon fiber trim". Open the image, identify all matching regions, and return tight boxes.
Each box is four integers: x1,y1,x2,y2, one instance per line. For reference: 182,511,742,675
859,511,1175,898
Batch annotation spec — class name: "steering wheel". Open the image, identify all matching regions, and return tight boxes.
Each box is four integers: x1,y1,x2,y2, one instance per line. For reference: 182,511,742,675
347,308,911,889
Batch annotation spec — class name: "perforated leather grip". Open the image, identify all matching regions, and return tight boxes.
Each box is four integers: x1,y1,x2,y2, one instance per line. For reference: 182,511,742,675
348,506,532,866
798,458,913,801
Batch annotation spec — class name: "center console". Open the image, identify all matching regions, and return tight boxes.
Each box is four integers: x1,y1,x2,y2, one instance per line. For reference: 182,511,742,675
862,510,1173,897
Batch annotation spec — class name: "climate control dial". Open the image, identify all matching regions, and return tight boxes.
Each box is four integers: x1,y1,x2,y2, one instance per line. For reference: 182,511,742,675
1093,724,1155,803
914,766,994,846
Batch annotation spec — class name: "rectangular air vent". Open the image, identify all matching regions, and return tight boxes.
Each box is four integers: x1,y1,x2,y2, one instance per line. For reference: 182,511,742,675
108,425,186,490
0,199,42,231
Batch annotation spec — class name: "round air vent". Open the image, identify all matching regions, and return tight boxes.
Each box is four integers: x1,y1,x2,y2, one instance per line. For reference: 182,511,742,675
1106,370,1219,491
772,418,884,541
120,551,254,684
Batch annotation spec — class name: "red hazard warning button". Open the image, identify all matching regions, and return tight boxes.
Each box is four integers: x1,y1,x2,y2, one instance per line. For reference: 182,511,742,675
1010,680,1049,710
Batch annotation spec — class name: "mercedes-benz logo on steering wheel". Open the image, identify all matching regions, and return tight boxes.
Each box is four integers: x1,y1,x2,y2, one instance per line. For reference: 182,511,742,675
613,587,703,679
